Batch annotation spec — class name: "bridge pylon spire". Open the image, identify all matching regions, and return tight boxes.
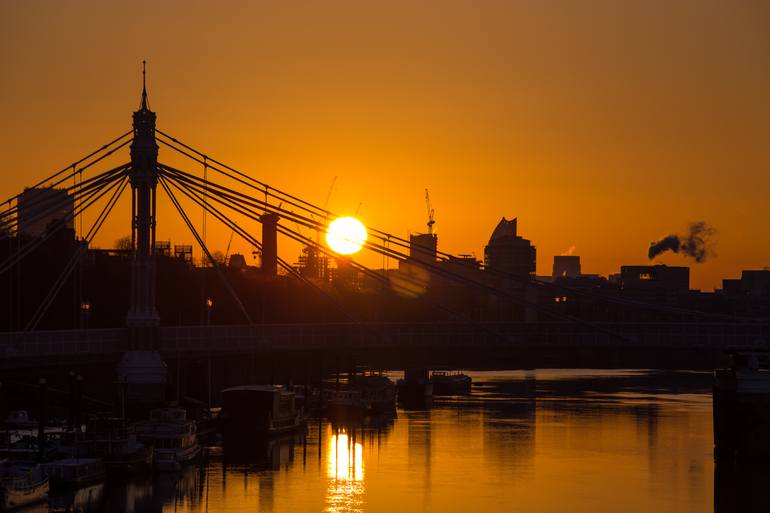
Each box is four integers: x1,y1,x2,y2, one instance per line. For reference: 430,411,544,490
126,61,160,347
140,59,149,111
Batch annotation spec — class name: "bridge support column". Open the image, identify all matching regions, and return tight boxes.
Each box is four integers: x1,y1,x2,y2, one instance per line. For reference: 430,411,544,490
398,367,433,408
117,65,167,415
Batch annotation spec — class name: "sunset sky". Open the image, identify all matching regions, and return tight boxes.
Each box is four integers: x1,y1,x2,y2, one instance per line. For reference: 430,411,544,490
2,0,769,290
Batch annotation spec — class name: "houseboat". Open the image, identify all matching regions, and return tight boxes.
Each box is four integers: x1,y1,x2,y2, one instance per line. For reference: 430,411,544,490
350,373,397,413
0,460,48,511
323,387,366,419
222,385,305,440
713,349,770,463
323,374,398,419
430,371,472,395
130,408,200,472
2,412,35,431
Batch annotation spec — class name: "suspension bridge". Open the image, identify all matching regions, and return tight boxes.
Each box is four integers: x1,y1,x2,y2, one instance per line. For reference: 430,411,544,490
1,66,768,380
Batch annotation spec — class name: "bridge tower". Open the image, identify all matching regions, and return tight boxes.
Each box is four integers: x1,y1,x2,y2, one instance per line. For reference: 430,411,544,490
125,61,160,346
117,62,166,409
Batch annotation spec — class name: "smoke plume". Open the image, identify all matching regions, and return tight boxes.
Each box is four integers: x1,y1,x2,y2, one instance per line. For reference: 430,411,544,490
648,221,716,263
561,245,576,256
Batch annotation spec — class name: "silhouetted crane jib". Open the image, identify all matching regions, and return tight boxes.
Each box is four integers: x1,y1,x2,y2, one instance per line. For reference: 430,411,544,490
425,188,435,235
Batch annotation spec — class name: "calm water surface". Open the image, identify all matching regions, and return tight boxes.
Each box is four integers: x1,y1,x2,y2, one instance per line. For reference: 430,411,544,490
45,370,722,513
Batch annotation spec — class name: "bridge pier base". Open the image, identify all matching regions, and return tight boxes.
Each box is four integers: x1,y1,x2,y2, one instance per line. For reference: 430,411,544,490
398,367,433,408
116,350,168,415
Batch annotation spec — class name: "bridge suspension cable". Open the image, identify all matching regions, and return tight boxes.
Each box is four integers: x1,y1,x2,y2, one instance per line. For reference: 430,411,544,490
0,163,129,238
25,175,130,331
158,176,253,325
0,131,132,208
159,171,366,324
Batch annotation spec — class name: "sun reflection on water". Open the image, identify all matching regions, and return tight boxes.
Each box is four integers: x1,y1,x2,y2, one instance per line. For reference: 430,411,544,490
325,426,365,513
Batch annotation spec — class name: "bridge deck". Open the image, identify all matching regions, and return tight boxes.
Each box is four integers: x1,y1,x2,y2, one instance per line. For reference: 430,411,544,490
1,322,768,370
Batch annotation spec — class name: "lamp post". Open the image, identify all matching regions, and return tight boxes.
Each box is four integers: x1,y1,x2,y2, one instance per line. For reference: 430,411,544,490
80,301,91,330
37,378,47,461
205,297,213,411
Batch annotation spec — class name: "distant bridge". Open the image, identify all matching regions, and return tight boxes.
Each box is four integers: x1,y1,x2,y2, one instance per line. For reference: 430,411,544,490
2,321,768,371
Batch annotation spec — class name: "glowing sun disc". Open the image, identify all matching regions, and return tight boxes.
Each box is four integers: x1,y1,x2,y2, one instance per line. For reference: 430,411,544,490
326,217,367,255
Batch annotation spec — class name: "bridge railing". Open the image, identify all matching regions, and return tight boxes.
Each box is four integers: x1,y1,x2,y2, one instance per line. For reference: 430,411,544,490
0,322,767,363
159,321,770,353
0,328,127,360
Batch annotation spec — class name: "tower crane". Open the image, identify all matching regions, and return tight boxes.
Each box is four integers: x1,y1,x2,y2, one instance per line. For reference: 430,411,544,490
318,176,337,244
323,176,338,212
425,188,435,235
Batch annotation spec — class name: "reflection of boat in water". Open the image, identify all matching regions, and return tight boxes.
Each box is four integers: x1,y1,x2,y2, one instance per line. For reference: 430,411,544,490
0,460,49,511
430,371,472,395
714,349,770,463
41,458,105,489
222,385,305,440
48,482,104,512
130,408,201,472
223,432,302,470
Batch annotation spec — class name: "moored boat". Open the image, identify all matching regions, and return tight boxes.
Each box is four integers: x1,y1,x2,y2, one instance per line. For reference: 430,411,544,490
222,385,305,441
41,458,105,489
430,371,472,395
0,460,49,511
323,388,366,420
323,373,398,420
85,417,153,474
350,373,397,413
2,412,35,431
130,408,200,472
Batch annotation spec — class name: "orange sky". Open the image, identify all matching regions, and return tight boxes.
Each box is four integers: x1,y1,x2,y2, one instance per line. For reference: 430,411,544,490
2,0,769,290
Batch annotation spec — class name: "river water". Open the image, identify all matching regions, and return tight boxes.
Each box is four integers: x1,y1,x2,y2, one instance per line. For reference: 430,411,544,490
42,370,730,512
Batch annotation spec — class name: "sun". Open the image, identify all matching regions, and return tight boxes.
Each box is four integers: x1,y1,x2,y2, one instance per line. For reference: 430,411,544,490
326,217,367,255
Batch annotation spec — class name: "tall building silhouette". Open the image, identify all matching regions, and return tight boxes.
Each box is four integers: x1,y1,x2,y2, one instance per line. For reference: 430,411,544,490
18,187,74,237
553,255,581,278
484,217,536,277
409,233,438,265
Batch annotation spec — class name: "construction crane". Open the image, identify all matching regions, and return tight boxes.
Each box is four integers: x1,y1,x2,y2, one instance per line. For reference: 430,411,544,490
318,176,337,244
425,188,435,235
223,229,235,263
323,176,338,212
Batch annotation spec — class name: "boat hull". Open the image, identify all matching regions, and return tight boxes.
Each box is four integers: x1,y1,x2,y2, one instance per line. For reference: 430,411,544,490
1,477,49,511
155,444,201,472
